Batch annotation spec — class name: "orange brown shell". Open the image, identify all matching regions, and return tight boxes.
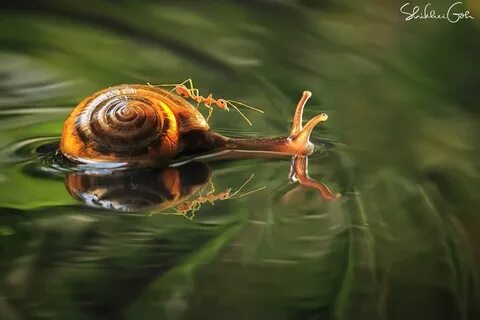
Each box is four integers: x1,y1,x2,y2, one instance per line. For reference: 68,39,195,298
60,84,209,165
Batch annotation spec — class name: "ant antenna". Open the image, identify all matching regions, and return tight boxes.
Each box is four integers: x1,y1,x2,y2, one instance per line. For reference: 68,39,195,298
229,174,266,199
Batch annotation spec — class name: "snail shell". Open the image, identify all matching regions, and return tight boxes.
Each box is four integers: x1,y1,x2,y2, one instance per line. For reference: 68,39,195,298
60,85,210,165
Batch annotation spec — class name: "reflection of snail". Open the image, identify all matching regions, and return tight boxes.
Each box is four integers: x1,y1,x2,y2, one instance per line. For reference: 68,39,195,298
65,162,267,215
60,84,327,166
65,162,211,212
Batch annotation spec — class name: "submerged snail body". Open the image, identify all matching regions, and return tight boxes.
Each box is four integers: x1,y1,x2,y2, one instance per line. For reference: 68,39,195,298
61,84,329,166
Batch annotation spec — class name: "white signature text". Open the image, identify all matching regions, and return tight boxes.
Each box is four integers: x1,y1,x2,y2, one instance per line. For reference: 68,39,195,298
400,2,475,23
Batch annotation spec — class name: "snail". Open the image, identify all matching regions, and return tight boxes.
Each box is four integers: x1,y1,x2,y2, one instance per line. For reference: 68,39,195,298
60,84,338,200
60,84,328,166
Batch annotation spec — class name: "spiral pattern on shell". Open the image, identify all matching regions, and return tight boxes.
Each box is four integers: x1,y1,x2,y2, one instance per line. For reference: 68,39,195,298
76,89,168,156
60,85,191,164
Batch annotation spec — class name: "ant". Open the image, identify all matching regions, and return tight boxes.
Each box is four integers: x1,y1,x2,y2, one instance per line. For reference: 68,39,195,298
161,174,265,220
152,79,264,125
175,187,232,214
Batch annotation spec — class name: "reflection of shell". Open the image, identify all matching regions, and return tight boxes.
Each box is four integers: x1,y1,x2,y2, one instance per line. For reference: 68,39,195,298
65,162,211,212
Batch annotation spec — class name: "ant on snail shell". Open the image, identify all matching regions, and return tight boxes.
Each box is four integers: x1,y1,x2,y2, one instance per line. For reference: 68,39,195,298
151,78,264,125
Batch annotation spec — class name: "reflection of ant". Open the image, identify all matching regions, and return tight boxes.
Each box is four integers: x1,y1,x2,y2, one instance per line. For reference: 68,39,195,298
161,174,265,220
151,79,264,125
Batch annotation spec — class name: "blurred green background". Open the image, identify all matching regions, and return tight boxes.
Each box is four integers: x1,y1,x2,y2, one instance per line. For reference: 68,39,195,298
0,0,479,319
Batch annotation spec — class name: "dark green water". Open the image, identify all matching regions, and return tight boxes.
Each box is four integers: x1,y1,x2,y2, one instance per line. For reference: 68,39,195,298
1,1,479,319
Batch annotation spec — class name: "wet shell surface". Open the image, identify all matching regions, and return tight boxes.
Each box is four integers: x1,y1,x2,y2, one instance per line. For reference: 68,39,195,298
60,85,209,165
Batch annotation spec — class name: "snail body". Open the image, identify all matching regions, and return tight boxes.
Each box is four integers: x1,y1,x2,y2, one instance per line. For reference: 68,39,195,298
61,84,328,166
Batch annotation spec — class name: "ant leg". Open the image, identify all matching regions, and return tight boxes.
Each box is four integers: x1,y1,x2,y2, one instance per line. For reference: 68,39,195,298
185,80,207,107
192,201,202,213
206,106,214,122
178,78,200,98
171,79,193,94
153,81,185,90
289,155,339,200
150,83,177,87
206,180,216,195
191,88,200,97
204,181,217,204
155,79,195,97
154,79,202,100
185,78,197,94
